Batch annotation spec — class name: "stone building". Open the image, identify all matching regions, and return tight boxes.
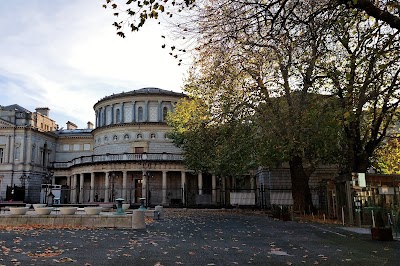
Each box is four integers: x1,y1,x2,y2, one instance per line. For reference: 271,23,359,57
0,88,219,206
0,104,58,202
0,87,339,211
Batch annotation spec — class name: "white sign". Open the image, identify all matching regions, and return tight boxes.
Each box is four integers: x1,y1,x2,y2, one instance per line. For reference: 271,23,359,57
358,173,366,188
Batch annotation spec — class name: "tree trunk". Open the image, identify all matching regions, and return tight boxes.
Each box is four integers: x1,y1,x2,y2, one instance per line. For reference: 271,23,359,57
289,155,316,213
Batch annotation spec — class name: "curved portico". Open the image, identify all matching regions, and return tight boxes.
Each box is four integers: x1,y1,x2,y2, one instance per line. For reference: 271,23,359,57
50,88,217,207
51,157,215,206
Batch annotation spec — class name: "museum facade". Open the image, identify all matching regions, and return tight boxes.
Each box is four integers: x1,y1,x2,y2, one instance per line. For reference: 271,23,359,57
0,88,218,206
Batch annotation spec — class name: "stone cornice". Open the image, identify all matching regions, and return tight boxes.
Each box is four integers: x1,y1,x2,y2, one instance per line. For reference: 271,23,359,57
93,87,186,109
91,122,169,134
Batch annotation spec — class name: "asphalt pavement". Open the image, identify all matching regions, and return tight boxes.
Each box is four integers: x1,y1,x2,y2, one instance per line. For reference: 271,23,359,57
0,209,398,265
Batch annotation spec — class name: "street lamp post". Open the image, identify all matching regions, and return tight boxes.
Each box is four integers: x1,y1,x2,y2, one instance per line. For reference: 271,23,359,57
20,173,30,202
42,171,54,204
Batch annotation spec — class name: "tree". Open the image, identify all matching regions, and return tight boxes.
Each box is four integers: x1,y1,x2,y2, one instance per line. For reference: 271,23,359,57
319,11,400,174
104,0,400,212
103,0,400,37
167,97,258,179
337,0,400,30
164,1,343,211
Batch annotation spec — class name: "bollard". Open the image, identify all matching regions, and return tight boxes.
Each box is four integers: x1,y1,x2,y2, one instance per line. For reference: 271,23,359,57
132,210,146,229
155,205,164,219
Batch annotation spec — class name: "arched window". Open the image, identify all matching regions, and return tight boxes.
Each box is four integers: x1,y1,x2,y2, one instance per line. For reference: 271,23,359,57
163,106,168,121
116,109,121,123
138,106,143,122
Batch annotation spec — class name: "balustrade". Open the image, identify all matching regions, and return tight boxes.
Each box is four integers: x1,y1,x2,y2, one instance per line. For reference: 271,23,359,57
51,153,183,169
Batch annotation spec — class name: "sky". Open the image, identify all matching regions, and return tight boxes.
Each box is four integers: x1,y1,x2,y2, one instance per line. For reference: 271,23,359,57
0,0,188,128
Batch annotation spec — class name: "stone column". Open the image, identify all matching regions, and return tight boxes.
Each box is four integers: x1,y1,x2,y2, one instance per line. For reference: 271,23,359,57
181,171,186,204
162,171,167,205
145,100,149,122
122,171,127,200
7,135,13,163
132,101,136,122
90,172,95,202
97,110,100,127
104,172,110,202
198,172,203,195
26,133,32,164
111,104,114,124
100,108,103,126
121,102,125,123
158,100,162,122
71,174,77,203
20,130,25,163
97,109,100,127
96,109,99,127
68,175,72,203
103,108,107,126
95,110,97,127
79,173,84,203
250,175,255,190
212,174,217,203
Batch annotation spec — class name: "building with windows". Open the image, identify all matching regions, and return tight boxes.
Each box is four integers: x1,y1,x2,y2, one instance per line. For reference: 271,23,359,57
0,87,342,211
0,88,221,206
0,104,58,202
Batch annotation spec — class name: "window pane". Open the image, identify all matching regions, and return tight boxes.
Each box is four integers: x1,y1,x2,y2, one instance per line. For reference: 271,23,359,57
135,147,144,154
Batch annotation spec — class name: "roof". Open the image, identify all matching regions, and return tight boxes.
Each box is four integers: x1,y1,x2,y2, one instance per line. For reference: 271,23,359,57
56,129,93,135
94,87,186,108
1,104,31,113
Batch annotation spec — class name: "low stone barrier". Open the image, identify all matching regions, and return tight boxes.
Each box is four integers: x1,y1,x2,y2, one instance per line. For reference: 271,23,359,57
132,210,146,229
0,213,144,229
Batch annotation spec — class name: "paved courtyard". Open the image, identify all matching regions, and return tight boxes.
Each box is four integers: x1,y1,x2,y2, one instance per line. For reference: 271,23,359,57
0,209,398,265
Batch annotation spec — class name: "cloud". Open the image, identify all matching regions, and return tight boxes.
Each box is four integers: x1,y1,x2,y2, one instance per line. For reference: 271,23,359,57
0,0,187,128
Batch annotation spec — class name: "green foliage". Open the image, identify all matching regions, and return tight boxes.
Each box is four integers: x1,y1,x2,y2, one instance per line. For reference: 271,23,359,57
255,93,343,168
167,97,257,177
372,135,400,174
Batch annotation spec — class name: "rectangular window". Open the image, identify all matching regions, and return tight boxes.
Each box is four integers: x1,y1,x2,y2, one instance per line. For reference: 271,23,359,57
135,147,144,154
73,144,80,151
83,144,91,151
0,148,3,163
63,144,70,151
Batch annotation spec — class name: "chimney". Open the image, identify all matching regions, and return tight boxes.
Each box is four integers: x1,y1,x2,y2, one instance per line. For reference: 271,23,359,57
87,121,94,129
66,121,77,130
35,107,50,117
